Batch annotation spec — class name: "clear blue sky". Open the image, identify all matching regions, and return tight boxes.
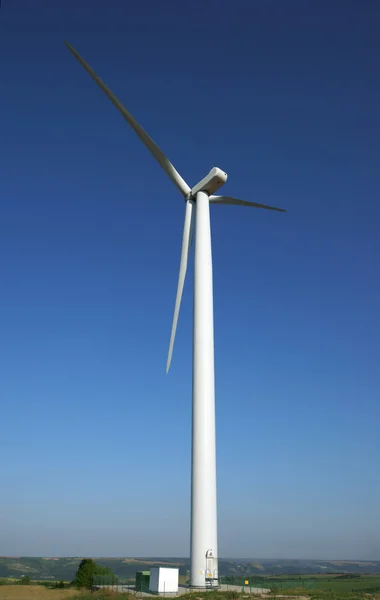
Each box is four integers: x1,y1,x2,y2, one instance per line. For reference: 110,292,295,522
0,0,379,560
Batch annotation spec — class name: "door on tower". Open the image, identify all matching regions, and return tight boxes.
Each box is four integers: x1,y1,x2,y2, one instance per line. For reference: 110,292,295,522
205,549,219,588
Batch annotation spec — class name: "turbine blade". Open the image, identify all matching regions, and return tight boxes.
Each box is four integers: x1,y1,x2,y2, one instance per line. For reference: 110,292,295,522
64,41,191,198
166,199,194,373
209,195,286,213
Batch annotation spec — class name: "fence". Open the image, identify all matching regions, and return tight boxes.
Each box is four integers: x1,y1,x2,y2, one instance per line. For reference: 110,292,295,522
92,575,325,594
220,576,316,591
92,579,177,597
220,575,380,594
93,574,380,596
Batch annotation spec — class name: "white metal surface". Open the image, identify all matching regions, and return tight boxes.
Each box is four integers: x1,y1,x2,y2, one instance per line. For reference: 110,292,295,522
190,191,218,588
64,42,191,198
149,567,179,594
209,195,286,212
191,167,228,197
166,198,195,373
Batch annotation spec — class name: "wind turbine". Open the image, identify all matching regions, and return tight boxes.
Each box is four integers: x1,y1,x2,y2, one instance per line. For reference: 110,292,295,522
65,41,286,589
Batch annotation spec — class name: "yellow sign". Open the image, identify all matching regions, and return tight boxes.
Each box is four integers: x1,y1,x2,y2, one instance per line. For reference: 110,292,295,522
245,580,249,585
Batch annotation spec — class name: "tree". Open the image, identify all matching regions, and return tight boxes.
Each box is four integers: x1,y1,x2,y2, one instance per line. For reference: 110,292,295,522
20,576,31,585
73,560,97,589
73,559,118,589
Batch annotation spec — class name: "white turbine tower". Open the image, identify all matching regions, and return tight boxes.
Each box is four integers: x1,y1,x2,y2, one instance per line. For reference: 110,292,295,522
65,41,285,589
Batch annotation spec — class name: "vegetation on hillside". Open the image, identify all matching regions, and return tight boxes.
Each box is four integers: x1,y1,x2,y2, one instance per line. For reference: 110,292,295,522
1,557,380,582
2,564,380,600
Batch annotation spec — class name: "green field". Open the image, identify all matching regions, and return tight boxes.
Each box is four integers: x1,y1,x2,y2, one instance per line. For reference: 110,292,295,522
283,575,380,592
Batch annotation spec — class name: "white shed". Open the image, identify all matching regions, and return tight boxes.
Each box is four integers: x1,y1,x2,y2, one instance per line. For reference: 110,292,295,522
149,567,179,594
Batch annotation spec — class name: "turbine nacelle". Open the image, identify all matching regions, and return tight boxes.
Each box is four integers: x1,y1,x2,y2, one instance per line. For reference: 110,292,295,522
190,167,228,200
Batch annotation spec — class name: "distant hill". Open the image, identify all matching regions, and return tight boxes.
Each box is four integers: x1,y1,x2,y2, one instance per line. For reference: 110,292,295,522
0,557,380,581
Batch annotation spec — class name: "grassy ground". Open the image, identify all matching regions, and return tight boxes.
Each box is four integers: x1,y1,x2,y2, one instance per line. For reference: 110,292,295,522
259,576,380,593
275,592,380,600
0,585,80,600
1,583,380,600
89,591,380,600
